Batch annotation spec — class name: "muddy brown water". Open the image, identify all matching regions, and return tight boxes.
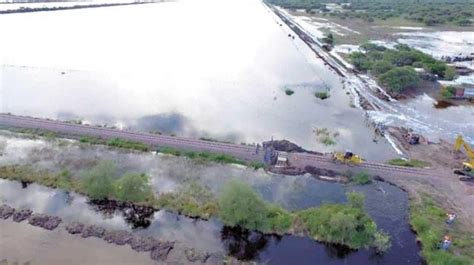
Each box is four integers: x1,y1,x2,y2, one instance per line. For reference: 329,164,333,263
434,100,456,109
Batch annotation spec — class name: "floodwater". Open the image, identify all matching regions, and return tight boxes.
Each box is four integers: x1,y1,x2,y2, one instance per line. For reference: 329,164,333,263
284,11,474,145
0,1,135,11
0,133,422,264
0,0,396,161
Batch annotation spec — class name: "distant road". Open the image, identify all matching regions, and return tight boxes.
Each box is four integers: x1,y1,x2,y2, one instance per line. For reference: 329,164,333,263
0,113,438,178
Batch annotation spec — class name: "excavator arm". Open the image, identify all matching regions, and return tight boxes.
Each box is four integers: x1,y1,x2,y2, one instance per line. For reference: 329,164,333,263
454,136,474,169
454,136,474,181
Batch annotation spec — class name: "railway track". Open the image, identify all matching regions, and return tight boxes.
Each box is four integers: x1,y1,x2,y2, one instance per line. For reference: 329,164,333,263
0,113,438,177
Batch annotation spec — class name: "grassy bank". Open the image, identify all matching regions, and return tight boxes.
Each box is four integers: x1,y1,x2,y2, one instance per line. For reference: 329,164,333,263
410,195,474,265
0,164,389,251
4,127,264,170
387,158,430,168
157,147,265,169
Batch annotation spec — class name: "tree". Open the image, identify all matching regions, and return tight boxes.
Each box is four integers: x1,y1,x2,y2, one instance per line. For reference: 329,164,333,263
115,173,153,203
219,181,269,230
371,60,393,76
378,67,421,93
373,231,392,253
349,52,372,71
347,192,365,209
443,66,457,81
360,42,386,53
81,160,116,199
322,32,334,46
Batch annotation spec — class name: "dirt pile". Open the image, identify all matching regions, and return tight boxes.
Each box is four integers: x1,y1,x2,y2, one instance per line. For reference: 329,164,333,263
28,214,61,230
0,204,14,219
12,209,32,222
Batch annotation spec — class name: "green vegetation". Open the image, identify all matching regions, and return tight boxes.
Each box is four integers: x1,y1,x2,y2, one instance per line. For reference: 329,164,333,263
158,147,265,169
351,172,372,185
285,88,295,95
106,138,149,151
440,85,457,99
81,160,116,200
0,165,389,251
156,182,219,219
378,67,421,94
314,91,330,99
268,0,474,27
297,197,390,251
115,173,154,203
218,181,389,250
198,137,233,144
314,127,338,146
410,195,474,265
0,161,154,204
387,158,430,168
322,32,334,46
0,165,78,190
5,128,264,171
219,181,270,230
80,136,149,151
11,128,58,140
348,43,457,93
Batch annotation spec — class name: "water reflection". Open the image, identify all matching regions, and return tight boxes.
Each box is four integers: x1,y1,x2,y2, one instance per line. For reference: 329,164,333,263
89,199,155,229
0,0,397,161
135,112,190,135
221,226,272,261
0,135,421,263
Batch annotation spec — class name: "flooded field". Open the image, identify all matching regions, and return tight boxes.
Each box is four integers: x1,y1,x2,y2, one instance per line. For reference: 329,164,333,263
0,0,397,161
0,133,421,264
283,10,474,145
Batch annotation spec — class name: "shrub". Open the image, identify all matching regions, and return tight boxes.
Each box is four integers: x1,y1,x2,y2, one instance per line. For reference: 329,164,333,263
297,196,379,249
378,67,421,93
351,172,372,185
81,160,116,199
285,89,295,95
371,60,393,76
322,32,334,45
266,204,294,233
219,181,269,230
314,91,330,99
443,66,457,81
440,85,457,99
349,52,372,71
114,173,154,203
387,158,430,168
106,138,148,151
347,191,365,209
57,169,74,189
373,231,392,253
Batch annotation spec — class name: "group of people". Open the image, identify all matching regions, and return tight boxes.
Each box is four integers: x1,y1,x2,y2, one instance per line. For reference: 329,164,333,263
439,213,457,250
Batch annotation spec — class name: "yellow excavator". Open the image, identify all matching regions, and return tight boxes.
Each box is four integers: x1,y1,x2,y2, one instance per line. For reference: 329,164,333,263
454,135,474,182
332,151,363,165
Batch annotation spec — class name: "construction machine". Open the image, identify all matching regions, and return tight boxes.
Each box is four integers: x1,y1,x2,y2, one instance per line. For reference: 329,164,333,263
332,151,363,165
453,135,474,182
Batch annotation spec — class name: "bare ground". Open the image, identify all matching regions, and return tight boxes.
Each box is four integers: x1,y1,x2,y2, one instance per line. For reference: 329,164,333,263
387,128,474,231
289,10,474,45
0,220,155,265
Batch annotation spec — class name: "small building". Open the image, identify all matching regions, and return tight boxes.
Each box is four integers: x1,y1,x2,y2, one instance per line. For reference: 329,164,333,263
455,86,474,99
275,152,290,168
